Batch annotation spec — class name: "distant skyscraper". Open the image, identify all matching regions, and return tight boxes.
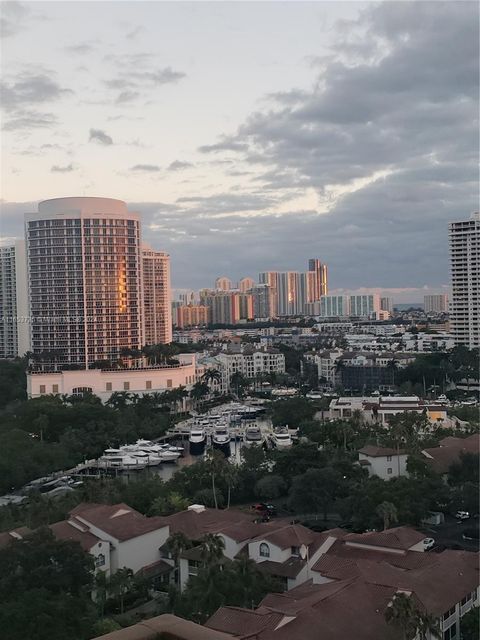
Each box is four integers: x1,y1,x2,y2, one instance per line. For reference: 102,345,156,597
380,297,394,314
250,284,276,319
238,277,255,293
349,294,381,318
142,245,172,345
215,276,232,291
25,197,143,367
258,271,279,316
318,295,350,317
299,271,317,312
424,294,448,314
277,272,302,316
0,241,29,358
308,259,328,298
449,212,479,348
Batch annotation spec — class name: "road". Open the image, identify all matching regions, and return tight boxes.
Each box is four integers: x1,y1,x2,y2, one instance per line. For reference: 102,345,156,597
418,515,479,552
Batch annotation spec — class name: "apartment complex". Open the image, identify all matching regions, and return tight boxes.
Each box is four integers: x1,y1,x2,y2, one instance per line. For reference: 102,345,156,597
424,294,449,314
142,245,172,345
203,291,254,324
25,197,143,366
176,304,210,328
308,258,328,297
217,348,285,386
449,212,479,348
0,241,29,358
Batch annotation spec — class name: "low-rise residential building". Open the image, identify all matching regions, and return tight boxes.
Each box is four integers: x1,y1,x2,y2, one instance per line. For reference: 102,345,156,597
217,348,285,388
421,434,479,476
206,527,479,640
27,354,197,401
329,395,448,425
358,445,408,479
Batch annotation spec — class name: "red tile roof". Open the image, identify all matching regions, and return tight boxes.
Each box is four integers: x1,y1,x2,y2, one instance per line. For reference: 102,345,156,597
358,445,406,457
70,503,167,542
422,434,479,474
161,507,254,541
49,519,100,551
206,607,283,637
344,526,426,551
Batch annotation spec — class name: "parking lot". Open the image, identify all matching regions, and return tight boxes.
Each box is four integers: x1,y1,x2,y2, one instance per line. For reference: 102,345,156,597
419,515,479,552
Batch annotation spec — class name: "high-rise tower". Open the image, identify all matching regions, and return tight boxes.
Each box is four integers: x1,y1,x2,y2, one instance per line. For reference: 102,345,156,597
308,258,328,298
449,212,479,348
142,245,172,345
25,197,143,367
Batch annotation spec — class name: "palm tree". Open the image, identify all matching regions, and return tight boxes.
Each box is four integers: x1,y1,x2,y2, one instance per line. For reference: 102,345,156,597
167,531,192,563
200,533,225,564
106,391,132,410
190,382,210,410
376,501,398,531
387,359,400,388
385,592,419,640
202,368,222,386
205,449,227,509
415,611,440,640
108,567,135,614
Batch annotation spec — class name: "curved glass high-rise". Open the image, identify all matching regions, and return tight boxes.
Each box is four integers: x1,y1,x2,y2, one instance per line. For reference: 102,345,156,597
25,197,143,367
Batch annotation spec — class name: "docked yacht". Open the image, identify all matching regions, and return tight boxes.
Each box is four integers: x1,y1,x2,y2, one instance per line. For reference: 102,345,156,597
99,449,146,470
189,427,207,455
243,425,264,447
119,446,162,466
212,425,231,456
133,440,181,462
271,429,292,448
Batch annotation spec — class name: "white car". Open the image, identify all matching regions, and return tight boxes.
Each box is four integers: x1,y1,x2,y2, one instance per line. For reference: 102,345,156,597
456,511,470,520
423,537,435,550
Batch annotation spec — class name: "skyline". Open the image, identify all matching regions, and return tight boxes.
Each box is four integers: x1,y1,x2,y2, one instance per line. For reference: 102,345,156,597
1,1,478,300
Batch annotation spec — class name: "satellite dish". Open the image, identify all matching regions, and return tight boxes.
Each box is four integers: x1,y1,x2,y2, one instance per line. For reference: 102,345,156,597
299,544,308,560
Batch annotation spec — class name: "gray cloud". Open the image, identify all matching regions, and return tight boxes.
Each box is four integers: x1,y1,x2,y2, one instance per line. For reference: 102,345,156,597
65,42,95,55
0,1,29,38
131,164,161,172
3,110,57,131
51,163,75,173
1,74,71,111
89,128,113,145
168,160,194,171
198,139,248,154
116,90,140,104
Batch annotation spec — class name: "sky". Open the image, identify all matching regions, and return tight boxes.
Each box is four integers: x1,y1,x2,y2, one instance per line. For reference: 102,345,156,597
0,0,478,301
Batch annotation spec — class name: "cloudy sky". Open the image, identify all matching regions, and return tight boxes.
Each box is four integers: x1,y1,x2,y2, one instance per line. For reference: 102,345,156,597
1,1,478,301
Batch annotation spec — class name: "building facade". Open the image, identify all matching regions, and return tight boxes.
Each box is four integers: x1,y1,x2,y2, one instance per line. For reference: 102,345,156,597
176,305,210,328
424,294,449,314
142,246,172,345
308,258,328,297
0,241,29,358
25,197,144,367
449,212,479,349
215,277,232,291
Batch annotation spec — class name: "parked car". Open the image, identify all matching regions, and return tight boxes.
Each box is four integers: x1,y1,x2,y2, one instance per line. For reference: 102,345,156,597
423,538,435,551
455,511,470,520
251,503,277,516
462,528,480,541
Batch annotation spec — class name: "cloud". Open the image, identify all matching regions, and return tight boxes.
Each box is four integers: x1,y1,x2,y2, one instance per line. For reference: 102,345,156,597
116,90,140,104
89,128,113,145
126,26,145,40
51,163,75,173
65,42,95,55
131,164,161,172
168,160,194,171
1,74,71,111
104,56,186,92
198,138,248,154
2,110,57,131
0,1,29,38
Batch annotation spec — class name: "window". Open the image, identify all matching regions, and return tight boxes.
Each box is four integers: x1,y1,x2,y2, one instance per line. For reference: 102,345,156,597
259,543,270,558
387,468,393,475
106,382,112,391
291,546,300,556
188,560,200,576
167,379,173,388
95,554,105,568
443,626,456,640
443,606,456,622
124,381,130,391
39,385,46,394
387,456,392,461
146,380,152,389
52,384,59,393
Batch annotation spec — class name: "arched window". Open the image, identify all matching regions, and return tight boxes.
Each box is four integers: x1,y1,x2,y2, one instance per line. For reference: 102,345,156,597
259,543,270,558
72,387,93,395
95,553,105,568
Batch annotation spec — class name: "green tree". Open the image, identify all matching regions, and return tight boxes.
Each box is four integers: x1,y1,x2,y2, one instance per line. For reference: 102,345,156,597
108,567,135,614
254,474,286,500
384,592,419,640
460,607,479,640
288,467,342,520
376,501,398,531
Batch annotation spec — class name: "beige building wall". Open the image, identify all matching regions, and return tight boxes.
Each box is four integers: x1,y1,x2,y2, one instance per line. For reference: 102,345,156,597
142,246,172,345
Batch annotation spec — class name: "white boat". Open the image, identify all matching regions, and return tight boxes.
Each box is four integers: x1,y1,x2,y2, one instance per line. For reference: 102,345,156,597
271,430,292,448
212,425,231,447
189,428,206,445
99,449,146,470
158,449,181,462
119,446,162,466
243,426,264,447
